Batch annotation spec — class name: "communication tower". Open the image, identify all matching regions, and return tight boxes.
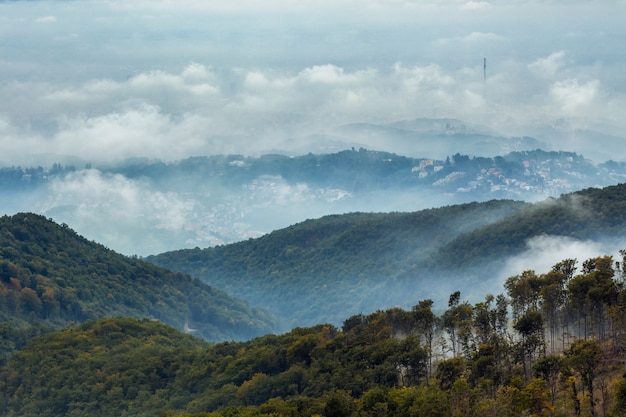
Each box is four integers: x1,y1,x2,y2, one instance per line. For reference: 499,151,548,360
483,57,487,82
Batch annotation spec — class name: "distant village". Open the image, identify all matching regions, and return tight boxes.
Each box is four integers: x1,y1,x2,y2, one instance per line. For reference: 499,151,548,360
412,152,625,199
2,150,626,250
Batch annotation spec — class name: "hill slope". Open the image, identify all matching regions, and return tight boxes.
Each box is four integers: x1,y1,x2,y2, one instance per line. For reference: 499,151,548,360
0,213,277,354
0,318,209,417
149,183,626,330
431,182,626,270
147,200,528,328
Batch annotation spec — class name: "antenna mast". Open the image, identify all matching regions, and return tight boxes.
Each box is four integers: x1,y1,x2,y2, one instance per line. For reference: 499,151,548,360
483,57,486,82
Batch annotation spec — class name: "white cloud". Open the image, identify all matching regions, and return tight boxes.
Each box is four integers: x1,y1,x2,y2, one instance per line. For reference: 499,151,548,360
463,32,504,42
1,0,626,164
462,1,489,10
529,51,567,79
393,63,456,91
298,65,374,84
436,31,505,45
550,79,601,116
42,169,192,254
500,235,606,281
34,16,57,23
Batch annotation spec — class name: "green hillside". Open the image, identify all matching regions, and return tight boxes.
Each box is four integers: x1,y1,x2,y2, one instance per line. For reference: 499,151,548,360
149,183,626,330
0,318,209,417
3,245,626,417
431,182,626,270
0,213,277,358
147,200,527,328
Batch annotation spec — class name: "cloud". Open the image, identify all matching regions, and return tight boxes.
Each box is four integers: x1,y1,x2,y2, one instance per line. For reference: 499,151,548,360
50,105,215,162
529,51,567,79
462,1,489,10
34,16,57,23
463,32,504,42
1,0,626,164
550,79,601,116
499,235,606,281
436,31,505,45
0,58,617,163
42,169,192,254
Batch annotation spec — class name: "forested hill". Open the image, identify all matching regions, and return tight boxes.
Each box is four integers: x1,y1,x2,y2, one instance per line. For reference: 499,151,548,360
147,199,528,329
149,182,626,331
0,213,277,355
431,182,626,269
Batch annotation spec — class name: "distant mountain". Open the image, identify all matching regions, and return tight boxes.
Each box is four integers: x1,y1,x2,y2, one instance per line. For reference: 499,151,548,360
525,122,626,163
149,182,626,330
388,118,497,135
334,118,546,159
2,148,626,256
0,213,277,358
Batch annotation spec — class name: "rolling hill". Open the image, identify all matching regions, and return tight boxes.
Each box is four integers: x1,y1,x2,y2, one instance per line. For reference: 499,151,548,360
430,182,626,269
0,213,277,359
148,183,626,331
147,199,528,329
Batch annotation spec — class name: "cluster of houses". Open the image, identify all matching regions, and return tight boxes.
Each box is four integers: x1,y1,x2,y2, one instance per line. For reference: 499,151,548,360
413,155,587,198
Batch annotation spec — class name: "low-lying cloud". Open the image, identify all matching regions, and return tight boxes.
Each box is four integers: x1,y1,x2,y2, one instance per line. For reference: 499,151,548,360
1,57,624,164
1,0,626,255
499,235,626,284
0,0,624,166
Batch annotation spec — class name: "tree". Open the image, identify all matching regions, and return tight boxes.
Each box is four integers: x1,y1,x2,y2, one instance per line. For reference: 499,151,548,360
19,287,43,316
540,270,567,353
323,390,355,417
533,354,563,405
567,339,603,417
568,273,596,339
520,378,554,416
394,336,428,386
505,270,543,319
413,299,436,379
612,377,626,417
568,256,619,340
513,310,545,382
436,357,465,391
443,292,474,358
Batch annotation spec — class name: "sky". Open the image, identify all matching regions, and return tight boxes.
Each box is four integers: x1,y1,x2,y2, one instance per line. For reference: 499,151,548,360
1,0,626,166
2,1,626,319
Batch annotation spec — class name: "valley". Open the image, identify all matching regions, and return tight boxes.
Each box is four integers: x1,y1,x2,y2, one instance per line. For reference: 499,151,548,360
2,147,625,256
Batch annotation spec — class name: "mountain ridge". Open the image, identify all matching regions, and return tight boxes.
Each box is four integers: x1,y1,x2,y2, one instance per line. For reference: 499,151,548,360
0,213,277,358
148,183,626,330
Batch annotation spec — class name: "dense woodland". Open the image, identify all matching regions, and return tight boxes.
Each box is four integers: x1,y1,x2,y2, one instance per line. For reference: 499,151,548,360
0,213,277,361
149,183,626,330
2,251,626,416
3,183,626,416
431,183,626,269
149,199,528,328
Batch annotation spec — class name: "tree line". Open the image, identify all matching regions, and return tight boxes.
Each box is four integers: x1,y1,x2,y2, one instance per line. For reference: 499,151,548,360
3,250,626,416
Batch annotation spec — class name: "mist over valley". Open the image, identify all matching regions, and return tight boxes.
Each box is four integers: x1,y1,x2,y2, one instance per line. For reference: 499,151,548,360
3,146,626,258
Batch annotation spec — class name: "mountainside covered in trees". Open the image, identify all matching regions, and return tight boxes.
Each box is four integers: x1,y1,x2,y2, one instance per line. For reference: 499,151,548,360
149,183,626,331
2,248,626,417
148,199,528,329
0,213,277,359
430,182,626,270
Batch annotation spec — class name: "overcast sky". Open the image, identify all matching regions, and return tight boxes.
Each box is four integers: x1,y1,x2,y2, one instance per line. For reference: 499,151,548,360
1,0,626,165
